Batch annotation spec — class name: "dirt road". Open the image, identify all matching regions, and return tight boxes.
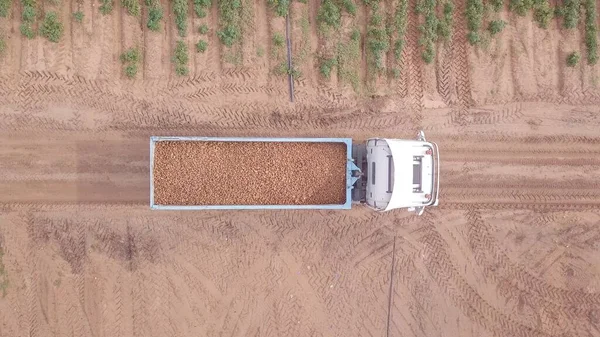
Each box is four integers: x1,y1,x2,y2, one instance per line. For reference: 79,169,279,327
2,0,600,336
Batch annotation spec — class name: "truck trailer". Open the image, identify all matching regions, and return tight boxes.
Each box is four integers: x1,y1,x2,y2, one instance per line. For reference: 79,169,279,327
149,131,439,215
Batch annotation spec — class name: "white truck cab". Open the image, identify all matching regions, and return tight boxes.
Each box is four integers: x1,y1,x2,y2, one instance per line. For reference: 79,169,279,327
352,131,440,215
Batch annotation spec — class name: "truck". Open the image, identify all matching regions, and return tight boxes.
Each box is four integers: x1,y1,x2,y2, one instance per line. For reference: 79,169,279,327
149,131,439,215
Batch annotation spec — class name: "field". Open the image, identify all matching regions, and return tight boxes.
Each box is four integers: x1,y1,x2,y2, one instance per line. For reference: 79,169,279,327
1,0,600,335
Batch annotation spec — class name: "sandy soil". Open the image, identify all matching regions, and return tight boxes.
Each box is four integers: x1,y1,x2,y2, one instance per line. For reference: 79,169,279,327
1,0,600,336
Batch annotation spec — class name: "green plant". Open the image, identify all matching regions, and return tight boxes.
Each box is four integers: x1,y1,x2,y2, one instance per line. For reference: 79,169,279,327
99,0,113,14
0,37,6,54
317,0,341,30
0,248,8,298
437,2,453,40
584,0,597,64
256,46,265,56
0,0,12,18
217,0,242,47
490,0,503,11
350,28,360,41
319,57,337,78
174,0,188,37
40,12,64,42
509,0,532,15
337,31,361,91
393,0,408,60
390,67,400,78
120,47,140,77
562,0,581,28
274,62,300,78
488,19,506,35
267,0,290,16
416,0,438,62
466,0,484,45
341,0,356,15
20,24,34,38
532,0,553,28
120,47,140,62
172,40,189,76
73,10,84,22
199,23,209,34
566,51,580,66
124,64,138,78
194,0,211,17
122,0,140,16
272,32,285,47
367,8,389,69
196,39,208,52
20,0,37,36
147,6,163,31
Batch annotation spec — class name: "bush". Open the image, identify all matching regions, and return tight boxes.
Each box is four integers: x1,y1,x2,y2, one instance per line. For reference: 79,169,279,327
490,0,503,11
125,64,138,78
120,47,140,63
147,6,163,31
0,0,12,18
199,23,209,34
99,0,113,14
173,0,188,37
73,11,84,22
122,0,140,16
488,19,506,35
466,0,484,45
20,24,35,38
584,0,597,64
533,0,553,28
217,25,240,47
272,32,284,47
566,51,580,66
562,0,581,29
509,0,533,16
267,0,290,16
194,0,210,18
40,12,63,42
172,40,189,76
341,0,356,15
317,0,341,29
319,57,337,78
196,39,208,52
393,0,408,60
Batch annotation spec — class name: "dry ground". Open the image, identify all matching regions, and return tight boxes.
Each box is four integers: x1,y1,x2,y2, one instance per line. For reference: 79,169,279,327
1,0,600,336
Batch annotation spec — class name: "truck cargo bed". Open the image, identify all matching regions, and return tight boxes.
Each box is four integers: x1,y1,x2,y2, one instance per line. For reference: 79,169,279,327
150,136,355,210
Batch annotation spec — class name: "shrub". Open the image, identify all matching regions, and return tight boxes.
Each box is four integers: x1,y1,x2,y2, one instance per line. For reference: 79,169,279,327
267,0,290,16
172,40,189,76
319,57,337,78
562,0,581,29
341,0,356,15
217,0,242,47
194,0,210,18
217,25,240,47
40,12,63,42
509,0,533,16
566,51,580,66
122,0,140,16
272,32,284,47
147,6,163,31
199,23,209,34
0,0,12,18
533,0,553,28
466,0,484,45
393,0,408,60
73,11,84,22
196,39,208,52
173,0,188,37
583,0,597,64
125,64,138,78
488,19,506,35
99,0,113,14
120,47,140,63
317,0,341,29
490,0,503,11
